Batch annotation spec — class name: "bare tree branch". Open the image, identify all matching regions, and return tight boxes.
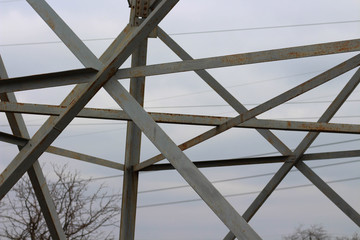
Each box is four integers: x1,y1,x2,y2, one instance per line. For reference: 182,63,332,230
0,164,120,240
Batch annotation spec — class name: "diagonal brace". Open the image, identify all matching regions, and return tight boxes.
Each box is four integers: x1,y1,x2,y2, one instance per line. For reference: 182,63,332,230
223,67,360,240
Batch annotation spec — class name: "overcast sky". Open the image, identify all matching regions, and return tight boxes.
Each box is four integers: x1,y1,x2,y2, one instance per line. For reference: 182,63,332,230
1,0,360,239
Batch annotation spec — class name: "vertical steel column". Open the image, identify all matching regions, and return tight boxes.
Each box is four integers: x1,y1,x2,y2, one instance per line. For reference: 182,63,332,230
119,41,147,240
120,2,148,239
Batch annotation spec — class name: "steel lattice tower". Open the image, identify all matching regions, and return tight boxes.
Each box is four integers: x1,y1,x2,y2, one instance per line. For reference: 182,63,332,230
0,0,359,239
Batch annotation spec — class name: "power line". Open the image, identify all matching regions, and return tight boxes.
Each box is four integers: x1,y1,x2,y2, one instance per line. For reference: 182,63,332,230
242,138,360,158
169,20,360,36
73,157,360,201
80,152,360,185
145,70,324,103
1,157,359,212
135,158,360,194
0,0,22,2
137,176,360,208
145,99,360,110
1,20,360,47
2,175,358,216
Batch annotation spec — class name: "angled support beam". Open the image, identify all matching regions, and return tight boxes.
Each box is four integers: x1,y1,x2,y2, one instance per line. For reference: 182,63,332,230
0,57,66,240
46,146,124,170
104,79,262,240
157,27,291,157
3,129,359,171
296,161,360,226
136,55,360,170
0,0,179,201
26,0,102,70
0,131,123,170
2,102,360,134
223,67,360,240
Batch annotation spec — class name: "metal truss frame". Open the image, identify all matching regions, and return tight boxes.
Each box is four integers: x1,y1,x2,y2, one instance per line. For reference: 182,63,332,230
0,0,359,239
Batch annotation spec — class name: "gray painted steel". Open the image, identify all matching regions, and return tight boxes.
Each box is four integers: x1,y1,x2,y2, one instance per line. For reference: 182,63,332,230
137,54,360,170
104,79,262,239
0,57,66,240
0,0,179,199
1,102,360,134
224,66,360,240
120,39,148,240
1,1,359,239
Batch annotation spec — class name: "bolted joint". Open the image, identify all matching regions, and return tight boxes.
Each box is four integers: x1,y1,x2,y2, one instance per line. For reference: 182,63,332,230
129,0,160,26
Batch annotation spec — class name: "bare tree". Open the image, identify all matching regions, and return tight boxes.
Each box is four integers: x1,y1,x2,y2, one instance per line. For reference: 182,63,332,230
0,164,119,240
336,233,360,240
283,225,360,240
283,225,330,240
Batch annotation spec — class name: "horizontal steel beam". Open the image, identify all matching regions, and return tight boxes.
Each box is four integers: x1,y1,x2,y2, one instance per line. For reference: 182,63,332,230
135,54,360,171
0,68,96,93
1,39,359,93
115,38,360,79
139,149,360,171
1,102,360,134
0,131,26,146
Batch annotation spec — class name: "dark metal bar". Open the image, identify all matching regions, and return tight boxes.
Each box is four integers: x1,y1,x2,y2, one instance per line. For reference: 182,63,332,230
0,68,96,93
139,149,360,171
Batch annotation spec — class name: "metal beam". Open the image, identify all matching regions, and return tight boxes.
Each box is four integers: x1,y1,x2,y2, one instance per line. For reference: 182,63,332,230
114,39,360,79
0,131,27,146
0,0,179,201
3,130,359,171
0,68,96,93
139,149,360,171
26,0,102,70
2,102,360,134
2,39,360,93
223,67,360,240
104,79,262,240
135,55,360,170
120,39,148,240
296,161,360,226
0,131,124,170
46,146,124,170
0,56,66,240
157,27,291,157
